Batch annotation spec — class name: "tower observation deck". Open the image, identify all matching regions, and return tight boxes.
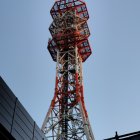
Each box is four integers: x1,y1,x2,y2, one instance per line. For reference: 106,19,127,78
42,0,95,139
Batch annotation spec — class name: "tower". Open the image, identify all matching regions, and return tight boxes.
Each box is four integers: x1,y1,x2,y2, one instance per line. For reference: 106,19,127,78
42,0,95,139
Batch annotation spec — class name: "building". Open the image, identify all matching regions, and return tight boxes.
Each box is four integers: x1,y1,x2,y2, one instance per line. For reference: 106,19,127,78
0,76,46,140
105,131,140,140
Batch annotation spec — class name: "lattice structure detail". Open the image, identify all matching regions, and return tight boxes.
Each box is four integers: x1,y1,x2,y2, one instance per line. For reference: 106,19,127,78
42,0,94,140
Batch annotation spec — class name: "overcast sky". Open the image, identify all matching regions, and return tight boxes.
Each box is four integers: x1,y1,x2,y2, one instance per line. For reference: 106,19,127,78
1,0,140,139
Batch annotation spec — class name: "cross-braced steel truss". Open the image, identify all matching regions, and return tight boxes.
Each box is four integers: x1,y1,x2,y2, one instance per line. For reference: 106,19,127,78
42,0,95,140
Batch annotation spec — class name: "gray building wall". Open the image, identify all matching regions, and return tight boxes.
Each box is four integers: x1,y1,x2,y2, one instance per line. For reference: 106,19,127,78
0,76,46,140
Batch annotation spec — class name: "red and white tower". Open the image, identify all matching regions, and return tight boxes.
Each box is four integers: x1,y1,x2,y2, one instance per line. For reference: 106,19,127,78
42,0,95,139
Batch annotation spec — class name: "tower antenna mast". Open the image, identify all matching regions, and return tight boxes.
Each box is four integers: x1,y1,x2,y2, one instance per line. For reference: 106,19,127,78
42,0,95,139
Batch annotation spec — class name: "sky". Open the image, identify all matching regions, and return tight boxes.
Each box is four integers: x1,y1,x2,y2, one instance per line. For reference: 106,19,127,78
0,0,140,139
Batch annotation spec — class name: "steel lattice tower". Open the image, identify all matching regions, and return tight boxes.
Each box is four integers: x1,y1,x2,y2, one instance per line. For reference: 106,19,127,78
42,0,95,139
